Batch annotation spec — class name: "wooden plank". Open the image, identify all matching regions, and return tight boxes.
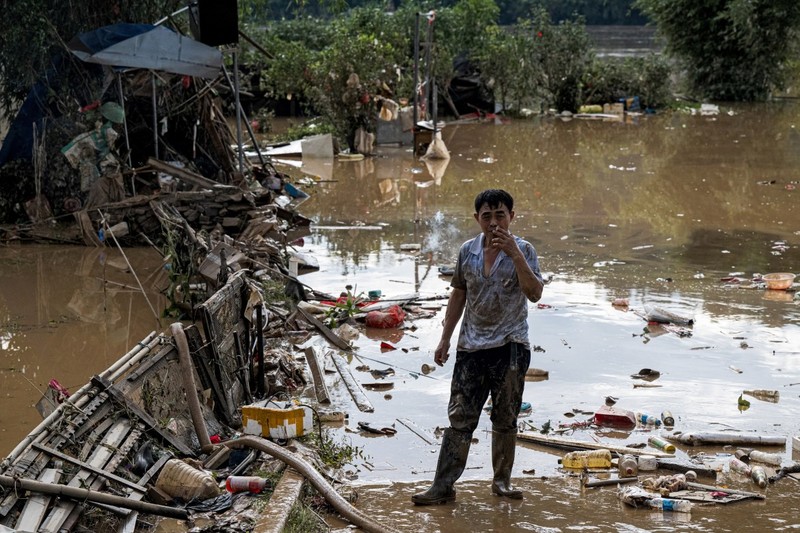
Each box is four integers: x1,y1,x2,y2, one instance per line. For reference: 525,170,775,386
117,455,172,533
304,346,331,404
39,418,132,532
252,468,305,533
92,376,193,456
186,323,232,424
395,418,436,445
329,352,374,413
685,481,765,499
15,467,61,532
296,307,351,351
517,432,674,458
52,424,143,532
31,443,145,494
199,271,249,424
147,157,237,191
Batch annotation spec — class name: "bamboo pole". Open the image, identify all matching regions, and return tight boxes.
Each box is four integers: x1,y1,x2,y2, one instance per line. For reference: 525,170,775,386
517,432,674,458
0,475,188,520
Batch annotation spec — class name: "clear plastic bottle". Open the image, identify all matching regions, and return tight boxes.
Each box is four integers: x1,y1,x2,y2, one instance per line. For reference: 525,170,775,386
647,435,676,453
619,454,639,476
646,497,693,512
748,450,782,466
729,456,751,475
225,475,268,494
742,389,780,402
750,465,768,488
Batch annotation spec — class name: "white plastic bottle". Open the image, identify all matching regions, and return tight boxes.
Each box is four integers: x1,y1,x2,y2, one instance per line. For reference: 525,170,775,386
646,497,693,512
748,450,782,466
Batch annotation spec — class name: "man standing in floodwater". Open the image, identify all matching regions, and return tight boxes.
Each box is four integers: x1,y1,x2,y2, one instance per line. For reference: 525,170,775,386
412,189,544,505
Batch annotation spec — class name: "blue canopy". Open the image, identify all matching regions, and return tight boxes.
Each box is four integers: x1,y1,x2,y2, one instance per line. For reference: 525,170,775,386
68,23,222,79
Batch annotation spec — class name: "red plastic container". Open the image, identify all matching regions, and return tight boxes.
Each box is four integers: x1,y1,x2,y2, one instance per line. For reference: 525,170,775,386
593,405,636,429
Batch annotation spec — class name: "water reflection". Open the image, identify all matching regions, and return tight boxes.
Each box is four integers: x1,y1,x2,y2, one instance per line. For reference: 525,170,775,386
0,245,164,452
1,104,799,531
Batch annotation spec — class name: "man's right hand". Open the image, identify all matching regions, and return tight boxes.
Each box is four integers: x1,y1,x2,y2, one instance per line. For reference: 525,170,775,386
434,339,450,366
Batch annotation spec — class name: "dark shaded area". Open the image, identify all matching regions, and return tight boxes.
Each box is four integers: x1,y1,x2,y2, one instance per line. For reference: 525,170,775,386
447,57,495,115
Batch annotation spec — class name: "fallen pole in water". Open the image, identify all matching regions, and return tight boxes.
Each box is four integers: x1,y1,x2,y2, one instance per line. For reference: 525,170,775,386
583,477,639,488
664,431,786,446
0,474,189,519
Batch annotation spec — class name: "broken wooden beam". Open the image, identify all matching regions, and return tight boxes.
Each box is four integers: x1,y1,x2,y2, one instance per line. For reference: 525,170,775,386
252,468,305,533
329,352,374,413
304,346,331,404
91,375,193,456
296,307,351,351
147,157,237,191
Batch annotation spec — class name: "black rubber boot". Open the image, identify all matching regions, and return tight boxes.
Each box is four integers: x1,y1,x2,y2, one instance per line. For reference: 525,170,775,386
491,431,523,499
411,429,472,505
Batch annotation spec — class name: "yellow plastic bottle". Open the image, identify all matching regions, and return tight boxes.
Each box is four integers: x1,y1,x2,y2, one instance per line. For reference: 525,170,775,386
560,449,612,469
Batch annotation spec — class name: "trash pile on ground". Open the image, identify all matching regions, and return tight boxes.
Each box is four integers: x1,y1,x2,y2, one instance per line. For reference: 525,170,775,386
0,167,445,531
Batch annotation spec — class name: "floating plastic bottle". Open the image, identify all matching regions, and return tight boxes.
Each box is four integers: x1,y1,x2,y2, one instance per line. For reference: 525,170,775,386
735,449,750,462
729,457,751,475
750,465,768,488
661,411,675,426
648,435,675,453
226,475,268,494
646,497,693,512
635,412,662,427
748,450,782,466
155,458,220,501
619,454,639,476
560,449,612,469
742,389,780,403
637,455,657,471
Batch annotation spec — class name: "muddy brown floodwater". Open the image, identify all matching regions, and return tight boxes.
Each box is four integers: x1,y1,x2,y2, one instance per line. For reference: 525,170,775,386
3,103,800,532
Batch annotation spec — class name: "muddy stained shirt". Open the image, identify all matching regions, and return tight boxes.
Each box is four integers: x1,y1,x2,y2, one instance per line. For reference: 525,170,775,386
451,234,542,352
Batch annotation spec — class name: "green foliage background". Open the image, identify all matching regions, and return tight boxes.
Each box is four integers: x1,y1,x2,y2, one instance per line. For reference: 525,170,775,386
635,0,800,100
0,1,183,116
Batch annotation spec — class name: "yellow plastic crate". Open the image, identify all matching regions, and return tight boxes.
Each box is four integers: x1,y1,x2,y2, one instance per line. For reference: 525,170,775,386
242,404,313,439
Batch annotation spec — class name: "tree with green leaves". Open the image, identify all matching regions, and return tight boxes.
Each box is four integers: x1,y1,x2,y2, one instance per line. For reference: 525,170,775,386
635,0,800,101
529,9,591,112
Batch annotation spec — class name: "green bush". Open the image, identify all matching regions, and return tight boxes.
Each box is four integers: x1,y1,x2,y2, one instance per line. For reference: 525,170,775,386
582,54,672,109
635,0,800,101
529,9,592,113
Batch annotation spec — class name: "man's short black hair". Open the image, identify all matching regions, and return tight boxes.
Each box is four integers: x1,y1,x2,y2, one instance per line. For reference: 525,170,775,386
474,189,514,213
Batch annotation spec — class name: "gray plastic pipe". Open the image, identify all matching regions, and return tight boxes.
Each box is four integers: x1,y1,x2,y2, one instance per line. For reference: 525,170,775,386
171,323,214,453
226,436,402,533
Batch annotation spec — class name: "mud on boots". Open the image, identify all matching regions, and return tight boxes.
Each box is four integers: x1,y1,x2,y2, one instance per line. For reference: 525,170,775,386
491,429,523,499
411,428,472,505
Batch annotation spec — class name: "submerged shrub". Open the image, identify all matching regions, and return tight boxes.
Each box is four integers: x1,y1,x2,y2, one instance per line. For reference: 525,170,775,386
582,54,672,109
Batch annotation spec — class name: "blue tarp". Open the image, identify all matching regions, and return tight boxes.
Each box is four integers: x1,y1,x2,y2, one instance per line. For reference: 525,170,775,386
68,23,222,79
1,23,222,167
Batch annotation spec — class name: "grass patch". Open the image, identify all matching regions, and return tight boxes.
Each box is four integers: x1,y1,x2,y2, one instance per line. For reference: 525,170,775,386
285,501,328,533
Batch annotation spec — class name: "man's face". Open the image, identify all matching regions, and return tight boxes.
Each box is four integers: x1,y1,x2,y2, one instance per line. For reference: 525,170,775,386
474,202,514,238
